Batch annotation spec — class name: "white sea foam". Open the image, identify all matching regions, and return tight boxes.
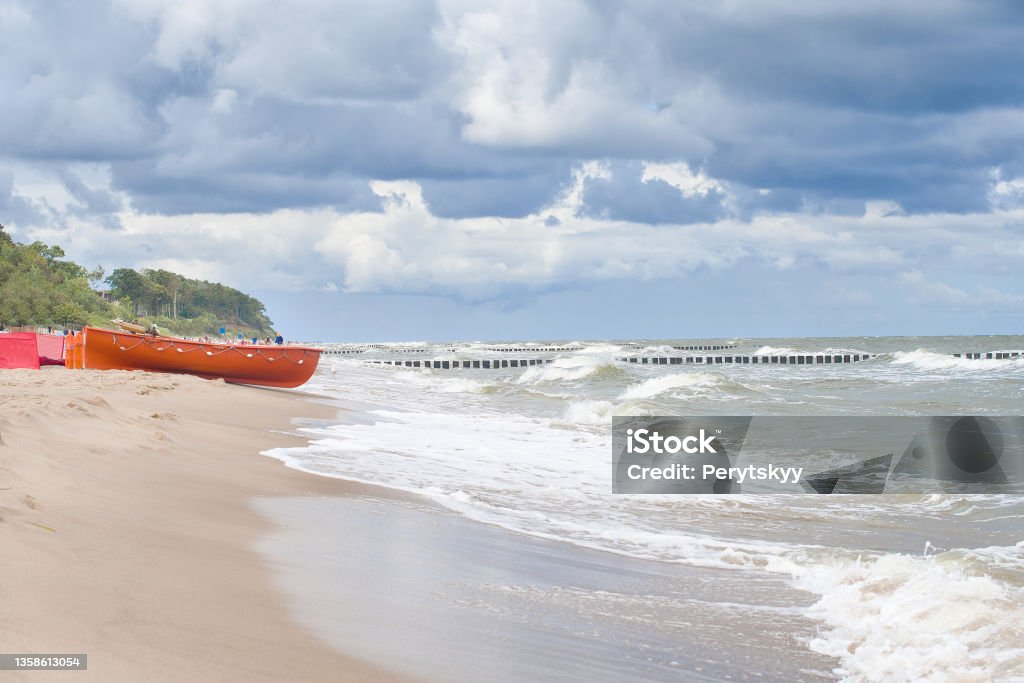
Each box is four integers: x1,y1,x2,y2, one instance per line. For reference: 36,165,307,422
617,372,725,400
561,399,615,425
571,342,623,354
891,349,1024,372
637,344,678,354
556,398,661,426
265,398,810,571
767,551,1024,682
753,345,870,357
390,370,493,394
516,364,599,384
433,377,491,393
753,345,798,355
515,356,618,384
965,541,1024,574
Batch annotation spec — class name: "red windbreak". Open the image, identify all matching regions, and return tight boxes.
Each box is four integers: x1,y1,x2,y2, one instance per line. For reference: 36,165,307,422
35,334,66,365
0,333,41,370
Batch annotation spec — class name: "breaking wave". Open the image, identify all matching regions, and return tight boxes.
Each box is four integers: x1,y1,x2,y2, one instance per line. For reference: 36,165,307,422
891,349,1024,372
516,358,624,385
616,372,752,400
768,550,1024,682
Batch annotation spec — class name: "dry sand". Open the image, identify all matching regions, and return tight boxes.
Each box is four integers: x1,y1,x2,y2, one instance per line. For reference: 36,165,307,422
0,367,410,682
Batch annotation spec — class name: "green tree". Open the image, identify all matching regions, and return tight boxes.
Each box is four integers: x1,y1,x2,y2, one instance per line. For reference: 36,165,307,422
0,227,275,336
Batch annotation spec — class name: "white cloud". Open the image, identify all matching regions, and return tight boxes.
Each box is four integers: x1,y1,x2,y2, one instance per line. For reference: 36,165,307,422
211,89,238,114
863,200,905,219
899,271,970,306
641,162,725,197
305,167,1023,300
436,0,711,156
977,286,1024,307
989,171,1024,210
118,0,442,104
8,160,1024,307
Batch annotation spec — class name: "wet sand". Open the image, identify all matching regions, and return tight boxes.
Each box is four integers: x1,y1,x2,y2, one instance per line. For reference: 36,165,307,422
254,495,841,683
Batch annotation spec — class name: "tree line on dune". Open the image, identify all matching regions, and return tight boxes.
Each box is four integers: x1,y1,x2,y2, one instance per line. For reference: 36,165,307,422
0,224,276,338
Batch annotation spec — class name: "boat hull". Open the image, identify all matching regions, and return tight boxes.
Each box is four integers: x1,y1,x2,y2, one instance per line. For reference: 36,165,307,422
70,326,321,388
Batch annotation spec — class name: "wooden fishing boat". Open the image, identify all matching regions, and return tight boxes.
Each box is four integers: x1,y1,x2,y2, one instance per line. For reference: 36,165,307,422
65,325,321,388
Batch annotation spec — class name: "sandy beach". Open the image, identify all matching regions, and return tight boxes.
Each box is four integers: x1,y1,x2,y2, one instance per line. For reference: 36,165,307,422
4,343,1023,683
0,367,408,682
0,366,835,683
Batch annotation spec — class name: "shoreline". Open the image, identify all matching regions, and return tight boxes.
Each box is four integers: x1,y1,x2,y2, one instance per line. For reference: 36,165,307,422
14,358,1005,681
253,494,839,683
254,371,842,682
0,368,411,682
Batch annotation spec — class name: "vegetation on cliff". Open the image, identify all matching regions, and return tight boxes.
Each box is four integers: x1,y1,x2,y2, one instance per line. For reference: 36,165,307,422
0,224,276,338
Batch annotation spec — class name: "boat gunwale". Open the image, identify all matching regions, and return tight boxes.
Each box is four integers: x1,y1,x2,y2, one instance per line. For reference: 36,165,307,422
83,326,323,354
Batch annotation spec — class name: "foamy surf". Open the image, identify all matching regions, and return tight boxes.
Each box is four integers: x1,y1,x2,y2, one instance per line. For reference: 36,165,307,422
616,372,756,401
291,335,1024,680
516,356,621,384
768,550,1024,682
891,348,1024,372
618,372,721,400
754,345,799,355
561,399,615,425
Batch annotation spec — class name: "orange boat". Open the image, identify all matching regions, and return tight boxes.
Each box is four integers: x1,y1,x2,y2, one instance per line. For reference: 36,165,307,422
65,326,321,388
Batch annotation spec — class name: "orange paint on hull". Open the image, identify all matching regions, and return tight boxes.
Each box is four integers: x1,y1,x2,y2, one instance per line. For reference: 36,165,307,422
69,326,321,388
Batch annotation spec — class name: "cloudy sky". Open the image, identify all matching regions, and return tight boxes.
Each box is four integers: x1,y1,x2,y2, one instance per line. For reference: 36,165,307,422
2,0,1023,340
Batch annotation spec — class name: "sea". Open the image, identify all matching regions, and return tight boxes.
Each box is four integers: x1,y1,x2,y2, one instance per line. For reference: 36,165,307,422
261,336,1024,682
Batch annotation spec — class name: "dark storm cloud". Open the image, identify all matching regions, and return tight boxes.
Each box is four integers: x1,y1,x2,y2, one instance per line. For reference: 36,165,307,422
642,2,1024,115
0,171,50,226
108,94,568,213
110,160,385,215
560,1,1024,213
3,1,1024,220
419,166,574,219
59,170,122,214
0,1,163,161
